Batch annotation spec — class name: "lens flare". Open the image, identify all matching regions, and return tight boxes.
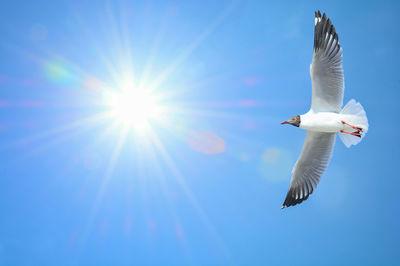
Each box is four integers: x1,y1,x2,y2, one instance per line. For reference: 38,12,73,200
260,147,294,182
44,60,76,85
186,130,226,155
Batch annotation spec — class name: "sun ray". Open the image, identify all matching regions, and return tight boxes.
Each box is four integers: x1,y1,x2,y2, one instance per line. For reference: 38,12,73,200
149,0,238,92
139,25,167,89
11,111,111,150
146,127,233,262
78,124,129,254
71,14,122,85
143,135,194,257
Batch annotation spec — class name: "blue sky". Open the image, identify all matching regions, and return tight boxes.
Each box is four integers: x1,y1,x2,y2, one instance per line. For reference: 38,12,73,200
0,0,399,265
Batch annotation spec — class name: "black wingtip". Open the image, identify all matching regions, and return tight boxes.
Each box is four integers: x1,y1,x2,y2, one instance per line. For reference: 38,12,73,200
313,10,341,56
282,185,313,208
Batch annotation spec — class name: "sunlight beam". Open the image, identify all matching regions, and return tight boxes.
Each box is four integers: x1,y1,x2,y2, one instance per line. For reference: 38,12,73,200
147,128,233,262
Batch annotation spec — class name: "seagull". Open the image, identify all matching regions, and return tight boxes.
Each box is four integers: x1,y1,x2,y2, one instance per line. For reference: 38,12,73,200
280,11,369,208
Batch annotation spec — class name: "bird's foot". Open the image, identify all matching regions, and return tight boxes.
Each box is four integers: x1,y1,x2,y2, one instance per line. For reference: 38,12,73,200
340,130,361,138
341,121,363,132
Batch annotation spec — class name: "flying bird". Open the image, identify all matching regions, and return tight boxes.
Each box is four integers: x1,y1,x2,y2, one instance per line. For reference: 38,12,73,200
280,11,369,208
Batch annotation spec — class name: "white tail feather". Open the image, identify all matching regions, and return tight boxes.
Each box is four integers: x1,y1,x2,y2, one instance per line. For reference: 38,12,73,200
339,99,369,148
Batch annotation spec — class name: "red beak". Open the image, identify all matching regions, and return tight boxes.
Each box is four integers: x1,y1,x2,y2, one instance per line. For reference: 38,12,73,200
281,121,289,125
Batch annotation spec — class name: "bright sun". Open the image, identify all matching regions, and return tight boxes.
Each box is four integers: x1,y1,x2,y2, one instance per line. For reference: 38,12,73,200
108,87,160,130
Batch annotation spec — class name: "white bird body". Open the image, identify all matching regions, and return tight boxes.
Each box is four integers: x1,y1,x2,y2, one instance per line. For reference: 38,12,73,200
280,11,369,208
300,111,344,133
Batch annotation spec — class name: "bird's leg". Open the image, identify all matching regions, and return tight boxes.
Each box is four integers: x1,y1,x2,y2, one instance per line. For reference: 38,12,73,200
341,121,363,132
340,130,361,138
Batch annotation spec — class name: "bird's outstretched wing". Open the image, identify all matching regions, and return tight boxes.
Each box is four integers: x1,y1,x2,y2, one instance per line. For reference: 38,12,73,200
282,131,336,208
310,10,344,112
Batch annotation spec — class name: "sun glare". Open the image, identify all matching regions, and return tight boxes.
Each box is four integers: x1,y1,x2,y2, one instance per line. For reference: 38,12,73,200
108,87,160,130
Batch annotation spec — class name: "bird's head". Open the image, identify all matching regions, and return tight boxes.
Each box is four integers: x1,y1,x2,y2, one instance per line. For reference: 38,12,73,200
281,115,300,127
